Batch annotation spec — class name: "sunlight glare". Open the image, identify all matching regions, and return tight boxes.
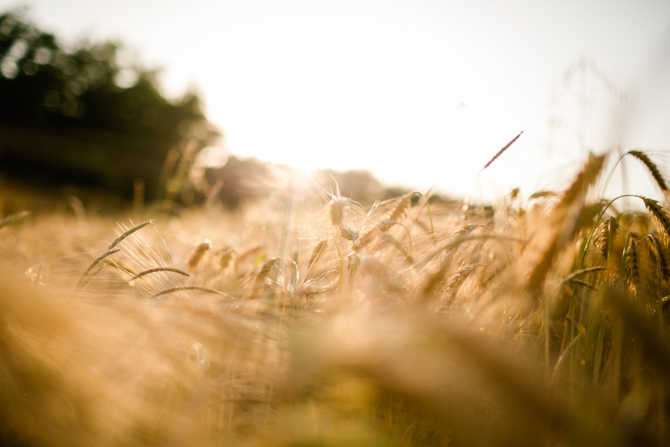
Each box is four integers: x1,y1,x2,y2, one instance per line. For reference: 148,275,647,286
196,0,527,197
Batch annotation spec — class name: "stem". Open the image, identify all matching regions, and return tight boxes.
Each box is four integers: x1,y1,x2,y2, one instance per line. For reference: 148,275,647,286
599,150,630,200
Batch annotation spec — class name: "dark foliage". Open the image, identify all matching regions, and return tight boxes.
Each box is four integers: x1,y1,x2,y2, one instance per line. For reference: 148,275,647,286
0,10,220,200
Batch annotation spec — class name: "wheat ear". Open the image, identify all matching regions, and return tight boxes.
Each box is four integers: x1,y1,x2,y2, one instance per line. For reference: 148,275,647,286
481,131,523,172
642,197,670,241
560,154,605,208
129,267,191,282
357,193,413,248
76,248,121,289
629,150,669,192
188,239,212,270
108,220,155,250
646,233,670,286
593,216,619,260
218,247,236,269
526,155,605,293
386,193,413,224
641,197,670,273
623,234,640,297
151,285,231,299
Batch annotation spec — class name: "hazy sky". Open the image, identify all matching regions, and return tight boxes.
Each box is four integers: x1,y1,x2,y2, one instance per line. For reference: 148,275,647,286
3,0,670,200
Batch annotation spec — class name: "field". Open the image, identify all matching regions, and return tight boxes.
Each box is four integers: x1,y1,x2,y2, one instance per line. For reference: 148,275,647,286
2,150,670,447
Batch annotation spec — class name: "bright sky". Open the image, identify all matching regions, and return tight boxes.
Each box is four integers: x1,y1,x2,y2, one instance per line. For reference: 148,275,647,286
3,0,670,200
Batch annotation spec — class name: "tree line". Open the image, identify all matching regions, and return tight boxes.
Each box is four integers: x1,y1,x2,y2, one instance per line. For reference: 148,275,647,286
0,10,220,201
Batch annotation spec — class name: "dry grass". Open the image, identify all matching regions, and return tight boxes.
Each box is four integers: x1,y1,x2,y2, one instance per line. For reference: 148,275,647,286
2,150,670,446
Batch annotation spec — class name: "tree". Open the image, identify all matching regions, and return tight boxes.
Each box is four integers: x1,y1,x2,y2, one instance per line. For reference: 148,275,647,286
0,10,220,201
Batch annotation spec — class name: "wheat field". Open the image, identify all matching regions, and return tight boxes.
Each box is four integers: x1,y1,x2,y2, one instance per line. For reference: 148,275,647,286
1,150,670,446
